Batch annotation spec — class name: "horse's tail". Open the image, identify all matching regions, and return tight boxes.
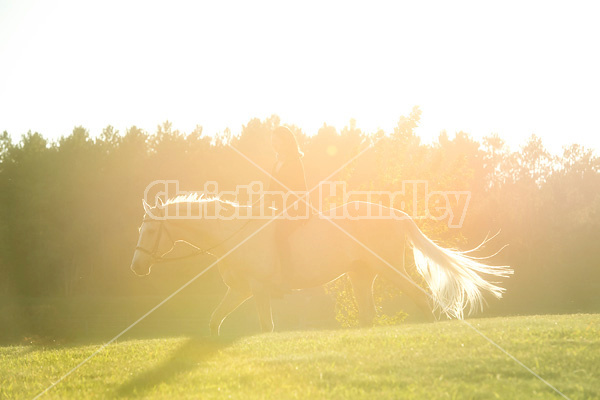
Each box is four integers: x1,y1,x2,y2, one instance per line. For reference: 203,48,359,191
404,218,513,319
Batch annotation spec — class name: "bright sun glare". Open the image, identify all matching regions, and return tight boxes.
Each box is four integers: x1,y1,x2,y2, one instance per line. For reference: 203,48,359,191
0,0,599,153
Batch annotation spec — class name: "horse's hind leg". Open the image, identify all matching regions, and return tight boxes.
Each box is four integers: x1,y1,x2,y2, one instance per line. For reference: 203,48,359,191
252,288,274,333
210,288,252,336
381,269,434,322
348,266,377,327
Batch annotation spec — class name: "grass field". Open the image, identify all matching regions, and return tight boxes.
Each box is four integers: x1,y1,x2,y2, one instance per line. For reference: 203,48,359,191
1,314,598,399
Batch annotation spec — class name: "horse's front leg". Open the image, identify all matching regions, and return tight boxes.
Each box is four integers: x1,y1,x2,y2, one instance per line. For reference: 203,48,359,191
210,287,252,336
252,284,274,333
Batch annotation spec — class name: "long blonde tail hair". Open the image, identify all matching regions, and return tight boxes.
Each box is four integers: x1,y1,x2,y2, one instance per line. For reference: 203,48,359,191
404,218,513,319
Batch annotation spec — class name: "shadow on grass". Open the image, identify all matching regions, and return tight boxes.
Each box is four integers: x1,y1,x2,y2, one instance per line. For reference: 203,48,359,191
115,336,235,398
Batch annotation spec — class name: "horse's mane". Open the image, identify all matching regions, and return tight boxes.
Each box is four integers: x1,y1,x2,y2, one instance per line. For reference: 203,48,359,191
165,193,241,207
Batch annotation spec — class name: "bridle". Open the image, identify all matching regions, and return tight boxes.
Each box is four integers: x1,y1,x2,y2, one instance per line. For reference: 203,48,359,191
134,217,176,262
135,215,252,263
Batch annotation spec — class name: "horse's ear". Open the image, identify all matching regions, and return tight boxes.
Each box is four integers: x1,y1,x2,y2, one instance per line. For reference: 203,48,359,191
142,199,152,214
156,197,165,208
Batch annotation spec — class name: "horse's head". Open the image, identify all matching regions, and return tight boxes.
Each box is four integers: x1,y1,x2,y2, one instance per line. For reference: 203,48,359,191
130,198,172,276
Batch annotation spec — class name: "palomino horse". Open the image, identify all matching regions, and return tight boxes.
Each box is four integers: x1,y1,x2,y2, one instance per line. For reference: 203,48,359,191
130,196,512,335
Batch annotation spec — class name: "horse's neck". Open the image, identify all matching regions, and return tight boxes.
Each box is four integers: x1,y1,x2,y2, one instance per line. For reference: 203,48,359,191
163,200,253,250
165,215,243,245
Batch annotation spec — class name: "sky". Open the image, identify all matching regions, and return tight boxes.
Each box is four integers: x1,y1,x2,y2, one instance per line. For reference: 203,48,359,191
1,0,599,154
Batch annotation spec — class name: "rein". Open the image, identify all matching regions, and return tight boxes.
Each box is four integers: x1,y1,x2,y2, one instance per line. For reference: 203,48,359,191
135,217,252,263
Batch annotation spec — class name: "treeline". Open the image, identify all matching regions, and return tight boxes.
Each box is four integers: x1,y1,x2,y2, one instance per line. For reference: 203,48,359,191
1,109,599,315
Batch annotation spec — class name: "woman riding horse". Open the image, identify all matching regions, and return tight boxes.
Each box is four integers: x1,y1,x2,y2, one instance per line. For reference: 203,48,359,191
267,126,308,291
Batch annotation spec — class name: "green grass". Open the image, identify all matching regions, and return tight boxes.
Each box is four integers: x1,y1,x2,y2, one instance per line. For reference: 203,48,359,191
1,314,598,399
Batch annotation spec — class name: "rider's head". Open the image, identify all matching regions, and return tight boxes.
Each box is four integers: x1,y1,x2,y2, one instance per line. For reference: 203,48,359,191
272,126,303,159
